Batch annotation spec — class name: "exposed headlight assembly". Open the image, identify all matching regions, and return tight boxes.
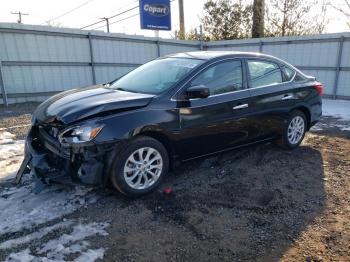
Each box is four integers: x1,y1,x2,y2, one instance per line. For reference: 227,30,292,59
59,124,104,145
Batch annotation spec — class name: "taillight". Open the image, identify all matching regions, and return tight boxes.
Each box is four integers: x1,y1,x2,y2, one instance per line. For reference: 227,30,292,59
314,82,323,97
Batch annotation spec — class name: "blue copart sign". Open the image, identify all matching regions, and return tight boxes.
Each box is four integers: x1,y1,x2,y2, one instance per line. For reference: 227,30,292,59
139,0,171,30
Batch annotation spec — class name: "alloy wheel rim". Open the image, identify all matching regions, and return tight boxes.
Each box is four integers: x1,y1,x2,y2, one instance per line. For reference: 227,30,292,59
123,147,163,190
287,116,305,145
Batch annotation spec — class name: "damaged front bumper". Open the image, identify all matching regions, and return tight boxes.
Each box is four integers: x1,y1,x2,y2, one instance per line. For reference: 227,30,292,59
16,125,118,187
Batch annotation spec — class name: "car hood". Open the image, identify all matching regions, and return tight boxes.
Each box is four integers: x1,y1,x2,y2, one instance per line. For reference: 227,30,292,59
33,85,155,125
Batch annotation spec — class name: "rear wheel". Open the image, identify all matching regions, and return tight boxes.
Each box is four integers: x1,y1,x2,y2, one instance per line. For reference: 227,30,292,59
279,110,306,149
110,136,169,197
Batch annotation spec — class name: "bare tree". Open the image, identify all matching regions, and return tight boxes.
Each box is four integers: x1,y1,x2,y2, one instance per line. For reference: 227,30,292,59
252,0,265,38
265,0,328,36
331,0,350,28
201,0,328,40
185,28,200,40
201,0,253,40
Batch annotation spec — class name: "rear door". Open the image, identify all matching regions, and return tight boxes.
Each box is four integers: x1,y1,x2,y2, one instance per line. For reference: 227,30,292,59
176,59,253,159
246,59,297,140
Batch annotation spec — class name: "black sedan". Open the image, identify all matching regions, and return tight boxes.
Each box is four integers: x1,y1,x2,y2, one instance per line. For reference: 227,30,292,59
17,51,323,197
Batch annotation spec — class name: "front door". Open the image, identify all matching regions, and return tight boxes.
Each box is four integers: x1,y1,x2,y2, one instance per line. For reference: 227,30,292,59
175,59,253,160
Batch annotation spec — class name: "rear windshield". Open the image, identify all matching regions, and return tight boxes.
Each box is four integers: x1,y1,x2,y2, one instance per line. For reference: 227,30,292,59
110,57,204,94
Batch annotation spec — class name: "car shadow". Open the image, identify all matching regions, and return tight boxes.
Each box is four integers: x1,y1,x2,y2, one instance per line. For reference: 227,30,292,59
132,141,326,261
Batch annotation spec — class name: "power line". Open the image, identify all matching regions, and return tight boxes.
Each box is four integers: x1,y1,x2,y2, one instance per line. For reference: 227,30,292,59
80,5,139,29
91,13,139,30
80,0,138,29
79,18,104,29
109,13,139,26
82,0,175,32
109,0,138,14
44,0,95,23
109,5,139,20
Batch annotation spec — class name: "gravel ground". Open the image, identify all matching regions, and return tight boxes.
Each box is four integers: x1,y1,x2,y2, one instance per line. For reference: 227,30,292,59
0,103,38,139
0,103,349,262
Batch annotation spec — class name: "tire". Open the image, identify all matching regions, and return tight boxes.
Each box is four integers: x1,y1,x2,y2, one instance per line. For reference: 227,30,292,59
278,110,307,150
110,136,169,197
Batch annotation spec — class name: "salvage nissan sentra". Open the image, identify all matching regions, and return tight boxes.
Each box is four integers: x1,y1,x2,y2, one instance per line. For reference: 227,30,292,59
17,51,322,197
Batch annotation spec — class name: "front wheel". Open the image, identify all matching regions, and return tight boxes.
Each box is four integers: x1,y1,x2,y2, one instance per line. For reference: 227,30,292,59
279,110,307,149
110,136,169,197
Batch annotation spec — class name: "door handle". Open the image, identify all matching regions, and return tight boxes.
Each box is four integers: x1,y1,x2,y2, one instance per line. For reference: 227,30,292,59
233,103,248,110
281,94,293,100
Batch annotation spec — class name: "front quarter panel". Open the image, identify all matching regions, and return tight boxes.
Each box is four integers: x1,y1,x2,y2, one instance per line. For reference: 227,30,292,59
93,107,180,144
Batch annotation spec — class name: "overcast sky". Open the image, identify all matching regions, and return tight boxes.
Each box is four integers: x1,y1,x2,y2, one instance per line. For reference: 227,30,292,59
0,0,349,38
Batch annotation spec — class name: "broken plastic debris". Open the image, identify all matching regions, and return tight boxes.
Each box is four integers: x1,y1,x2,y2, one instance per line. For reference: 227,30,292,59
163,187,172,195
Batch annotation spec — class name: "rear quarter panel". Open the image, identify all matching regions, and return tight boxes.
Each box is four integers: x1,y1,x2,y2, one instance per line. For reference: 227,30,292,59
292,80,322,125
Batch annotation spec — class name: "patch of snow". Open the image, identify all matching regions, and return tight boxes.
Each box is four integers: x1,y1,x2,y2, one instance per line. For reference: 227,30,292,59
0,184,95,234
74,249,105,262
310,99,350,132
0,124,31,131
0,131,108,261
38,222,109,255
322,99,350,120
310,119,350,132
310,125,323,131
0,220,74,250
5,222,109,262
0,131,15,140
4,249,34,262
0,131,99,235
0,131,24,181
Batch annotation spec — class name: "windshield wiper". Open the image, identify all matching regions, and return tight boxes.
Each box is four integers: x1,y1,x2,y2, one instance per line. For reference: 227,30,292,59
113,87,141,93
115,87,126,91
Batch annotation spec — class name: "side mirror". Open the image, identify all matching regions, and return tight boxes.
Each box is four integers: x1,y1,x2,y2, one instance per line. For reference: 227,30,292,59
186,85,210,99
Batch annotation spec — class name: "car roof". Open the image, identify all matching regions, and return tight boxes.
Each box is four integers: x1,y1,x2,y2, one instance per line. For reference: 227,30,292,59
166,51,277,60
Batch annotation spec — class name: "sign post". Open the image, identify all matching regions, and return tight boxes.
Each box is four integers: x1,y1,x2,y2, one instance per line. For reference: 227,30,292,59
139,0,171,31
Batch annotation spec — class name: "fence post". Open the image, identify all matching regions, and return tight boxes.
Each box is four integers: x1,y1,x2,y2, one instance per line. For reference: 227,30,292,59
88,33,96,85
156,40,161,57
333,36,344,99
259,40,263,53
0,61,8,106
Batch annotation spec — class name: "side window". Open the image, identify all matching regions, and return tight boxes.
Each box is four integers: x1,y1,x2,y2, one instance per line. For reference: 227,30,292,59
189,60,243,95
248,60,283,88
281,65,296,81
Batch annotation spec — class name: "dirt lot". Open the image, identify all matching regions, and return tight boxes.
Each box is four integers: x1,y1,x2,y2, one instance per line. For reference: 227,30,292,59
0,103,349,262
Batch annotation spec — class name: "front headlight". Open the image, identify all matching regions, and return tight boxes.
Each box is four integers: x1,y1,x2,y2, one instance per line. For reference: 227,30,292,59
59,124,104,145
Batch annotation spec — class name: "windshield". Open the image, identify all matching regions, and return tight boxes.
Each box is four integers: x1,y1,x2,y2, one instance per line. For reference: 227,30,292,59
110,58,203,94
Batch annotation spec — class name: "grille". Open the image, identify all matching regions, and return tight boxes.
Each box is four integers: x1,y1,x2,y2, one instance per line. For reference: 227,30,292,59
48,127,59,138
37,126,70,159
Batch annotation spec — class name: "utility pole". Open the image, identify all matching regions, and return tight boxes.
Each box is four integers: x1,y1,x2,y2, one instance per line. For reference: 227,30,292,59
99,17,110,32
11,11,29,23
199,25,203,50
178,0,185,39
252,0,265,38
